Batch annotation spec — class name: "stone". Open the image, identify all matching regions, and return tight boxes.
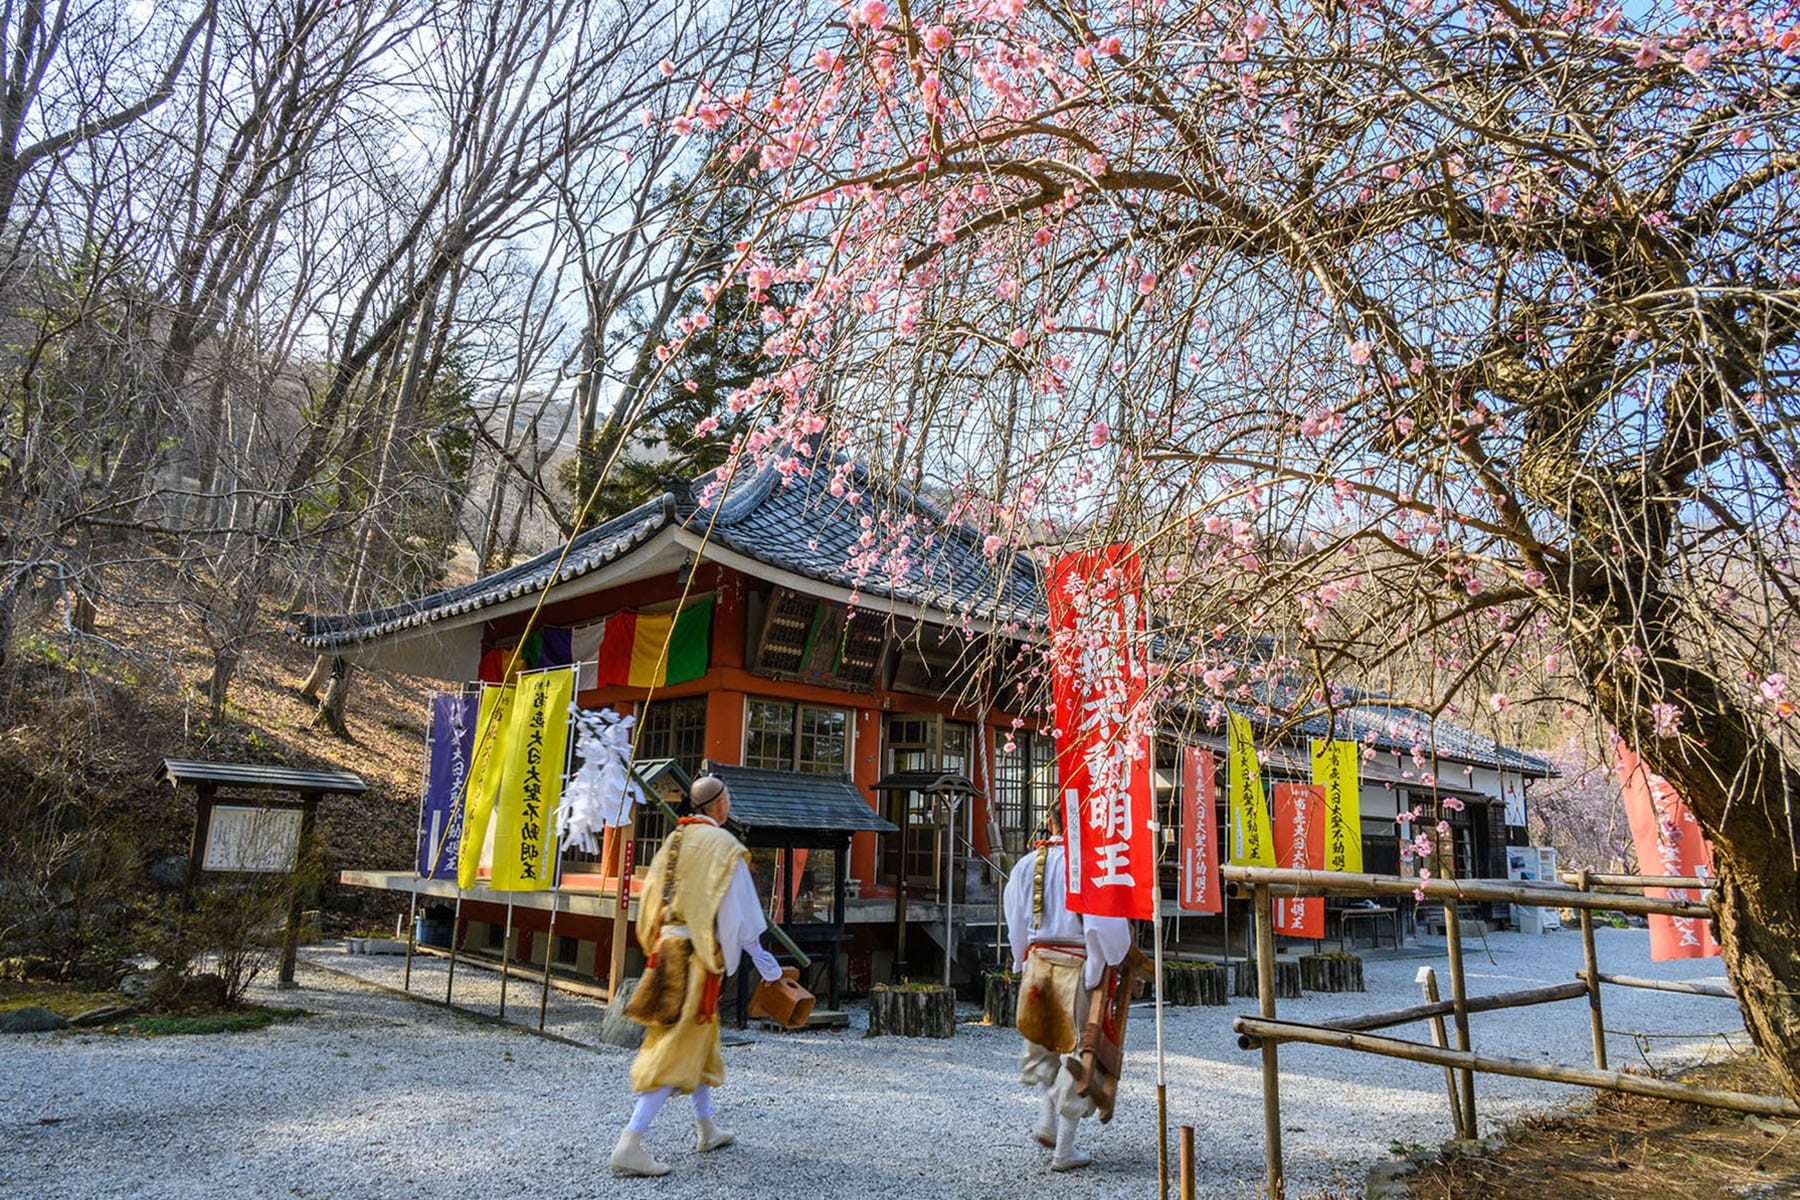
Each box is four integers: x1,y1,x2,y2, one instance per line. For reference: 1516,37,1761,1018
1364,1159,1416,1200
119,969,178,1004
146,856,190,891
68,1005,136,1028
0,1006,68,1033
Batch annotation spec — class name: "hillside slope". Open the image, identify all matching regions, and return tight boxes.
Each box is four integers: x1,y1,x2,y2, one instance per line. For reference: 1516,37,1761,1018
1,565,438,925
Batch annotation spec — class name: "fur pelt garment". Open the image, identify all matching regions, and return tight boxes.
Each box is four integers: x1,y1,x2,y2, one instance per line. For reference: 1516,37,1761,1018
624,933,692,1027
1016,946,1083,1054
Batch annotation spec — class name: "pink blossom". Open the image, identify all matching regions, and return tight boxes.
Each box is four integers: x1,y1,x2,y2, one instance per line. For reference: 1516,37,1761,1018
857,0,888,25
1085,152,1109,176
1008,328,1028,348
1137,272,1157,295
1090,420,1110,448
982,534,1003,556
694,415,721,436
812,48,839,71
1074,45,1095,68
659,58,675,77
1490,693,1509,713
923,24,953,52
1441,796,1465,812
1652,702,1683,738
1348,339,1373,365
1098,34,1123,56
1634,38,1660,68
1245,12,1271,40
1595,7,1621,32
1683,45,1712,71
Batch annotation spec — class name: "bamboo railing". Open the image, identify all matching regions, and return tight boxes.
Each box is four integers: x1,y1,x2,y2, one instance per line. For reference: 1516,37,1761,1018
1217,865,1793,1200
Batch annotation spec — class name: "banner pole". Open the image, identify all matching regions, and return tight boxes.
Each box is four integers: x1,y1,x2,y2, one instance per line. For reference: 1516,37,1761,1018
539,694,575,1032
406,693,438,994
499,897,514,1020
1154,828,1170,1200
540,886,560,1031
446,890,463,1006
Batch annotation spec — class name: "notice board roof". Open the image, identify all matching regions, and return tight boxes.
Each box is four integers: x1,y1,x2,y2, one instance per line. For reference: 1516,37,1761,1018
156,759,368,795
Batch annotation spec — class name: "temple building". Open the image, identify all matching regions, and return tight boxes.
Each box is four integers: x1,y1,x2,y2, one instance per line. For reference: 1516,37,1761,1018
294,460,1550,1003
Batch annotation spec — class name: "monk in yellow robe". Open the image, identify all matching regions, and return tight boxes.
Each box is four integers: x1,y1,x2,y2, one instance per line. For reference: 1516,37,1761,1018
611,776,783,1177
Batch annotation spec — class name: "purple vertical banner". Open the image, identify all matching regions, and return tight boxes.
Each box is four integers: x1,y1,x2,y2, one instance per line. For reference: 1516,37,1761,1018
419,693,478,879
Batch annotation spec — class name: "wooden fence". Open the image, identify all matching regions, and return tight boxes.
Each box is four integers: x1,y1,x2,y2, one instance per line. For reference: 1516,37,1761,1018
1216,865,1798,1200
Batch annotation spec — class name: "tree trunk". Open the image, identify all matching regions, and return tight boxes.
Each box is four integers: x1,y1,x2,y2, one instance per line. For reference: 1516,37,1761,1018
868,983,955,1037
206,646,239,721
1163,960,1229,1005
983,971,1019,1026
314,656,353,738
1299,954,1365,994
1579,625,1800,1103
298,655,330,699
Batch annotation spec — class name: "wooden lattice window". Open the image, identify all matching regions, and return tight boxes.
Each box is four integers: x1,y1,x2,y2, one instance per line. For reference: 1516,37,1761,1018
750,587,890,692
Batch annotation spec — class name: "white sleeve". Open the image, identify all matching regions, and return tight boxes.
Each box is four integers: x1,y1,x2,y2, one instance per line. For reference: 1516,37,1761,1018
1003,854,1035,971
1081,916,1132,990
717,861,783,982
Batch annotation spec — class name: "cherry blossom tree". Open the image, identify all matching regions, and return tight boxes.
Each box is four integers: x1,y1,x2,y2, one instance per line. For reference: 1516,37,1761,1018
665,0,1800,1098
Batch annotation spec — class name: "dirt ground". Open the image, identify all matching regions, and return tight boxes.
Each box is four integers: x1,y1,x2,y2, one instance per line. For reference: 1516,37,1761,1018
1405,1055,1800,1199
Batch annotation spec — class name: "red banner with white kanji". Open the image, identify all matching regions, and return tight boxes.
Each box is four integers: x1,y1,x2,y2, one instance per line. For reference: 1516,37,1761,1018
1179,746,1221,913
1616,742,1719,962
1047,545,1155,920
1272,782,1325,938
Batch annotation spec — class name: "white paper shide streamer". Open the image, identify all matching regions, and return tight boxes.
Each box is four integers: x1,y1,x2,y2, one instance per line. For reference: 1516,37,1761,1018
557,706,643,853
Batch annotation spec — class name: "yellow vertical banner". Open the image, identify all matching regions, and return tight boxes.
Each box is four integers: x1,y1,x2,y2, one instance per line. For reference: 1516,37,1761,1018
1227,712,1275,867
489,668,574,891
457,684,512,890
1310,739,1364,873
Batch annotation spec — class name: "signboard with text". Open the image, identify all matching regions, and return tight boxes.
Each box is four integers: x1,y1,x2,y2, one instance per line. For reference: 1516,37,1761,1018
1048,545,1155,920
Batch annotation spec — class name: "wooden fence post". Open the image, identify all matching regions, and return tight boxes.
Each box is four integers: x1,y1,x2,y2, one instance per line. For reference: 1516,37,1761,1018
1578,869,1609,1071
1417,966,1466,1136
1442,896,1477,1138
1255,883,1285,1200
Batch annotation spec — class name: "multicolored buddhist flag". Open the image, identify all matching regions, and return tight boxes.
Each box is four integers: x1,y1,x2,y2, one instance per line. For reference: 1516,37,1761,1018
490,668,575,891
1227,711,1275,867
1616,741,1720,962
1047,545,1156,920
592,596,713,688
457,684,513,890
419,693,478,879
1272,782,1325,937
1178,746,1221,914
1310,739,1364,873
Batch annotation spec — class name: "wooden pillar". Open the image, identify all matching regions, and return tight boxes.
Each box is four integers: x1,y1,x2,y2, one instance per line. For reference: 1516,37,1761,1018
1254,884,1284,1200
1418,967,1466,1136
1578,870,1609,1071
606,809,636,1001
279,793,321,988
1443,897,1478,1137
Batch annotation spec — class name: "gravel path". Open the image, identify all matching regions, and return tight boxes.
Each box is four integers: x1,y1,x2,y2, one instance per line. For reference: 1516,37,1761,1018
0,927,1748,1199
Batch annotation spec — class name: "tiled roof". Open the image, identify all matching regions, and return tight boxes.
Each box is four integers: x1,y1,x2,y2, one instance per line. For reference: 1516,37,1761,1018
292,496,676,650
702,764,898,834
679,458,1043,627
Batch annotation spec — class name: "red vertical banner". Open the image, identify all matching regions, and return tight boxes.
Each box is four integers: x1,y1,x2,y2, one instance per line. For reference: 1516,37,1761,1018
1616,742,1720,962
1047,545,1156,920
1179,747,1221,913
1272,782,1324,937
